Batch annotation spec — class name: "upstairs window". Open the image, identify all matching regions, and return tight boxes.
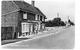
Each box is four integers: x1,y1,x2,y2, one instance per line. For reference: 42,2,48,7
35,14,38,20
42,17,44,21
23,13,27,19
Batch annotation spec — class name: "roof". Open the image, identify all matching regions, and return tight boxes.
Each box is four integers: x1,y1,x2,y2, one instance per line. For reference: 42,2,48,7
35,7,46,18
13,1,46,18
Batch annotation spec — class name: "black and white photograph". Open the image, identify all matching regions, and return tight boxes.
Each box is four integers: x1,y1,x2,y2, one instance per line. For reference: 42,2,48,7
1,0,75,49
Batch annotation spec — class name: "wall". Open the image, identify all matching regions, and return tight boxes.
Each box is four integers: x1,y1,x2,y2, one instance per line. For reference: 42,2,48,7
1,12,19,40
1,12,19,27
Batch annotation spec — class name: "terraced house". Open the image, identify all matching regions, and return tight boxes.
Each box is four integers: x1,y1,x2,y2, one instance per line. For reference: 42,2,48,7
1,0,47,40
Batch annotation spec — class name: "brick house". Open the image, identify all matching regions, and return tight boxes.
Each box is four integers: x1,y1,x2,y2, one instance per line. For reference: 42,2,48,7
1,1,47,40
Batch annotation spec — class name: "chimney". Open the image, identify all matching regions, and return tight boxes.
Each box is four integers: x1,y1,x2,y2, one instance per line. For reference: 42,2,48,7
31,0,35,7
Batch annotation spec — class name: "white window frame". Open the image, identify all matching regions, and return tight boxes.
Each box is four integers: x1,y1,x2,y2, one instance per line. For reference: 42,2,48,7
35,14,38,20
42,16,44,21
21,22,29,33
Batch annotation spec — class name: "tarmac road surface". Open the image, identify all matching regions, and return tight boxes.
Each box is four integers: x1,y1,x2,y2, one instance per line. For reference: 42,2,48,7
2,26,75,49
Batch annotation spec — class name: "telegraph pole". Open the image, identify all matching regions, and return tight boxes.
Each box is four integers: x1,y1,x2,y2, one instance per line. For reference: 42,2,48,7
57,12,59,18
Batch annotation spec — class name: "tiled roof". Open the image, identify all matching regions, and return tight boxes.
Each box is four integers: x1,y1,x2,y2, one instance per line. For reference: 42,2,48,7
14,1,46,18
35,7,46,18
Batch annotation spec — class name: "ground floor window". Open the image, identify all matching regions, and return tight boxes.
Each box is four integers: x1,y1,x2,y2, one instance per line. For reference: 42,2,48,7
21,22,29,33
20,22,41,37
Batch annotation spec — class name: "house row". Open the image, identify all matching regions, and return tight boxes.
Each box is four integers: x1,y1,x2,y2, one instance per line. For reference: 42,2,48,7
1,0,47,40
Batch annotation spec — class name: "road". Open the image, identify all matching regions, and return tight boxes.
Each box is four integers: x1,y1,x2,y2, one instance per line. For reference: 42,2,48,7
2,26,75,49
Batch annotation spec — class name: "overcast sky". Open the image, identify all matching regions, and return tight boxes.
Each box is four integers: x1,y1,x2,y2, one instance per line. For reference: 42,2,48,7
24,0,75,22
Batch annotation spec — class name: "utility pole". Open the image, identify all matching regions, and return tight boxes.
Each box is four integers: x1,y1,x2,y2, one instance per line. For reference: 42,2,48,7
57,12,59,18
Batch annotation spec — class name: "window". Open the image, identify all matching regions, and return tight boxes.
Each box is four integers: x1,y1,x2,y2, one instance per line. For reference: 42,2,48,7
23,13,27,19
23,24,25,31
42,17,44,21
21,23,29,33
35,14,38,20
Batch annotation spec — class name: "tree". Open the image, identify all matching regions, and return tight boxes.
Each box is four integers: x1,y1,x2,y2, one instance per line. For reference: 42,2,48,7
45,17,66,27
68,19,75,25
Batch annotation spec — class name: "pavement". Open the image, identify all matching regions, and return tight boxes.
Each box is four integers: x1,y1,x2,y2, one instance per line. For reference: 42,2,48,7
1,38,29,45
1,26,75,49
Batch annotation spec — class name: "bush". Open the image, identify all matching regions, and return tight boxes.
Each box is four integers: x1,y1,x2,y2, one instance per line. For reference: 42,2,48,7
45,17,66,27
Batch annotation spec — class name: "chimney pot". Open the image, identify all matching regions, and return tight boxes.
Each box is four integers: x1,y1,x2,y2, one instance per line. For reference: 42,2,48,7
31,0,35,7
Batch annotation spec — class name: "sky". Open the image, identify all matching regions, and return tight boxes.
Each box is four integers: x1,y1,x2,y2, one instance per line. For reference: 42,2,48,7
24,0,75,22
